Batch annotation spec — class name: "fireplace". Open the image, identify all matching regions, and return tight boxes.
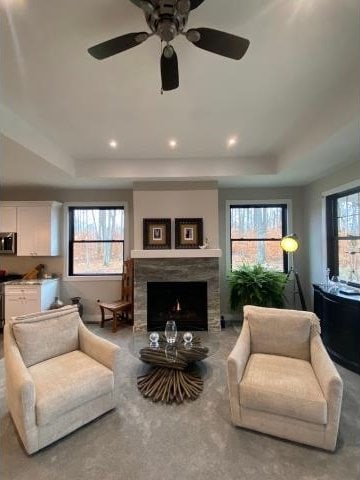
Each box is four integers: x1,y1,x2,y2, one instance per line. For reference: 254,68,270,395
132,256,221,332
147,281,207,331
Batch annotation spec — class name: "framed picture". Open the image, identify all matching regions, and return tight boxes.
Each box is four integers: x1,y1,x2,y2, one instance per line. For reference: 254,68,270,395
175,218,203,249
143,218,171,249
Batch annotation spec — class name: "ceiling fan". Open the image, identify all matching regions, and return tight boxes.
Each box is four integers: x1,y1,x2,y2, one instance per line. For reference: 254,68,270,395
88,0,250,91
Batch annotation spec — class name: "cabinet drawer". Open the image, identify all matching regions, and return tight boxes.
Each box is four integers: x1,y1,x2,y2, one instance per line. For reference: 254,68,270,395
6,287,39,297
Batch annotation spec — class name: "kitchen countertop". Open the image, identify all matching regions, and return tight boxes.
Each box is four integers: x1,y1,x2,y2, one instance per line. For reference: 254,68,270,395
5,278,60,286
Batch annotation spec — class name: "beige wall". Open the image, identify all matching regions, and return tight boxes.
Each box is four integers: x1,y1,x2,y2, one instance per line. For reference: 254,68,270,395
3,161,359,321
0,188,133,322
218,186,306,315
133,188,219,250
303,160,360,306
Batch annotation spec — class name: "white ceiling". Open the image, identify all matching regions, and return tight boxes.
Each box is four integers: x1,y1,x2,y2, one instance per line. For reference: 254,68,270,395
0,0,359,189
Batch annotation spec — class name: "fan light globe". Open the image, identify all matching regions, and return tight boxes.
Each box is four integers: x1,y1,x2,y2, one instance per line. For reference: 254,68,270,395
280,234,299,253
163,45,174,58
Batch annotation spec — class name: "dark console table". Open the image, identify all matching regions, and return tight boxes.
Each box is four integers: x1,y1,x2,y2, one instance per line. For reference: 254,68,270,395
313,284,360,374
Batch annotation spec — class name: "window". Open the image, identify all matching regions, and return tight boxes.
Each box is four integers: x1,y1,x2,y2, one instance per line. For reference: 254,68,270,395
68,207,125,276
326,187,360,285
230,204,288,271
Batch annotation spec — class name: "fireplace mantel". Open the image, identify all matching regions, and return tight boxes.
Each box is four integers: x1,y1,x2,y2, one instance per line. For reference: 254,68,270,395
131,249,222,259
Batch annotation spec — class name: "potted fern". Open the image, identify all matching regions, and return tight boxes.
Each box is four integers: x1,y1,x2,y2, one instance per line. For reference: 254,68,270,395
228,264,287,312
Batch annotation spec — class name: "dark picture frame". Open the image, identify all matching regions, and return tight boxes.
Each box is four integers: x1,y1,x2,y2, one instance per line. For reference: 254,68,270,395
175,218,203,249
143,218,171,249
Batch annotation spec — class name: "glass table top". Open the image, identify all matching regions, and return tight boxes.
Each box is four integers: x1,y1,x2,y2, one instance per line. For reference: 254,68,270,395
131,330,221,364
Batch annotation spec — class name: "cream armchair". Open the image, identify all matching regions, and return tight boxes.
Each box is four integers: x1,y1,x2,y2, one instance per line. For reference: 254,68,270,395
4,306,121,454
227,306,343,451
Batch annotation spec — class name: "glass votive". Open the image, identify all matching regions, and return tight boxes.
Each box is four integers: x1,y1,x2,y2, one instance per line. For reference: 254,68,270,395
183,332,193,344
149,332,159,346
165,320,177,344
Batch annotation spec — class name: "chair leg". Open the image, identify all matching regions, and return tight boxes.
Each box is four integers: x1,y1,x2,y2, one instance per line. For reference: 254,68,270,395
112,311,118,333
100,306,105,328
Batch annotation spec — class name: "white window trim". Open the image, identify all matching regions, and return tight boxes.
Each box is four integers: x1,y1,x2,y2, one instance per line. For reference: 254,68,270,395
225,199,293,274
63,201,129,282
321,178,360,277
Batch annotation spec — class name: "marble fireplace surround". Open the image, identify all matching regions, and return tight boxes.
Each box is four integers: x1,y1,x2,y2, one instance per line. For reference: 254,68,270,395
131,250,221,332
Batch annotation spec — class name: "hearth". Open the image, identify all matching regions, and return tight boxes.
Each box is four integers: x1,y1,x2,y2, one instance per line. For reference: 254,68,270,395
147,281,207,331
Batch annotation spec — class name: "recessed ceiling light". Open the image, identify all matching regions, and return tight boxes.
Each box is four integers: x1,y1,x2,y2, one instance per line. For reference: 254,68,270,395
227,136,238,148
109,140,118,149
169,139,177,149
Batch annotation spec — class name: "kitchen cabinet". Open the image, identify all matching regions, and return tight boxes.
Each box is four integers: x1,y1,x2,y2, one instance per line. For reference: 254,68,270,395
0,201,62,256
5,279,60,322
0,206,17,232
16,202,62,256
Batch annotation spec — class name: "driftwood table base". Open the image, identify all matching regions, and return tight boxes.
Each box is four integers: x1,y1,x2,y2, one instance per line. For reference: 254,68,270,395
137,367,203,404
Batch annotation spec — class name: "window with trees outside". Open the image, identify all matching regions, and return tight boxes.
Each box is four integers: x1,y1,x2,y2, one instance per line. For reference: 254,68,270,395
326,187,360,285
68,207,125,276
230,204,288,272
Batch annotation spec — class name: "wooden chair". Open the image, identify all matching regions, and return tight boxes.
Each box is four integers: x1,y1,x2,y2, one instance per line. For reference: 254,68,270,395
98,259,134,332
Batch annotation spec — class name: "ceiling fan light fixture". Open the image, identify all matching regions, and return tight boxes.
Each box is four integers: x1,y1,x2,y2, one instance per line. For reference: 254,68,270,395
163,44,175,58
135,32,149,44
186,29,201,43
158,20,178,42
177,0,191,15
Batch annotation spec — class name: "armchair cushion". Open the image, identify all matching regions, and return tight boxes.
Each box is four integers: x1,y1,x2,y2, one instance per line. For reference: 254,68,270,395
240,353,327,425
12,308,79,367
28,350,114,426
245,306,316,361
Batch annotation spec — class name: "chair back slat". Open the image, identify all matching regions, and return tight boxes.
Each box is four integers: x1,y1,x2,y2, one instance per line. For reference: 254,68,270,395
121,259,134,303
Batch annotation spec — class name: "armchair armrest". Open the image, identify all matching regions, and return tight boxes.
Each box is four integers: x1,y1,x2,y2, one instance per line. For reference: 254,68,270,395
78,320,121,372
311,334,343,449
227,320,251,423
311,334,343,402
4,324,36,432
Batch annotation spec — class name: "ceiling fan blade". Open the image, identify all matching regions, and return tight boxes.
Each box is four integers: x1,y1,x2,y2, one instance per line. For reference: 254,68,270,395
161,48,179,91
189,0,206,9
187,28,250,60
88,32,149,60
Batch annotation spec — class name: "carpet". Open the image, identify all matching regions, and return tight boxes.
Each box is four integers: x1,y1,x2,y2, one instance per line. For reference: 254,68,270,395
1,326,359,480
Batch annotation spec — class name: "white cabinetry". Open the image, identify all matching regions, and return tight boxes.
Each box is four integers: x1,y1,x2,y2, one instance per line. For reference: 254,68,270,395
0,206,17,232
5,279,59,322
0,201,62,256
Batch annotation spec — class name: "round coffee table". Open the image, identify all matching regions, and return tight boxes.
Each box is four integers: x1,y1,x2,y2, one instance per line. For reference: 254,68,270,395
132,332,220,404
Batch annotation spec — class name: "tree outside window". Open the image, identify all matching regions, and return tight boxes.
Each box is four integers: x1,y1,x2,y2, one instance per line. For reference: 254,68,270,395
230,204,287,272
327,188,360,285
68,207,125,276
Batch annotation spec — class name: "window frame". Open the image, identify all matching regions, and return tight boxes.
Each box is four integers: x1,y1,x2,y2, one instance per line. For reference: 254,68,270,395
326,186,360,287
227,200,291,273
64,202,128,281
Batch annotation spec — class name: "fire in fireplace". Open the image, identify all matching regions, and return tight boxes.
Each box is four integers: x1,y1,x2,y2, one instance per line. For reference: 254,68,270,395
147,281,208,331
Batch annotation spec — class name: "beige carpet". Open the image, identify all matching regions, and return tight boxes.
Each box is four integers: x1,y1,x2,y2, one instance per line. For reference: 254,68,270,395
1,325,359,480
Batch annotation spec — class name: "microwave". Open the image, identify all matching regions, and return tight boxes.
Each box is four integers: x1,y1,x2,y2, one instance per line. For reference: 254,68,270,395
0,232,16,255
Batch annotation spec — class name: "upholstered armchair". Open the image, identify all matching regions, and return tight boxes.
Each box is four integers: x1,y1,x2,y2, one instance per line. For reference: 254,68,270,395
227,306,343,451
4,306,121,454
